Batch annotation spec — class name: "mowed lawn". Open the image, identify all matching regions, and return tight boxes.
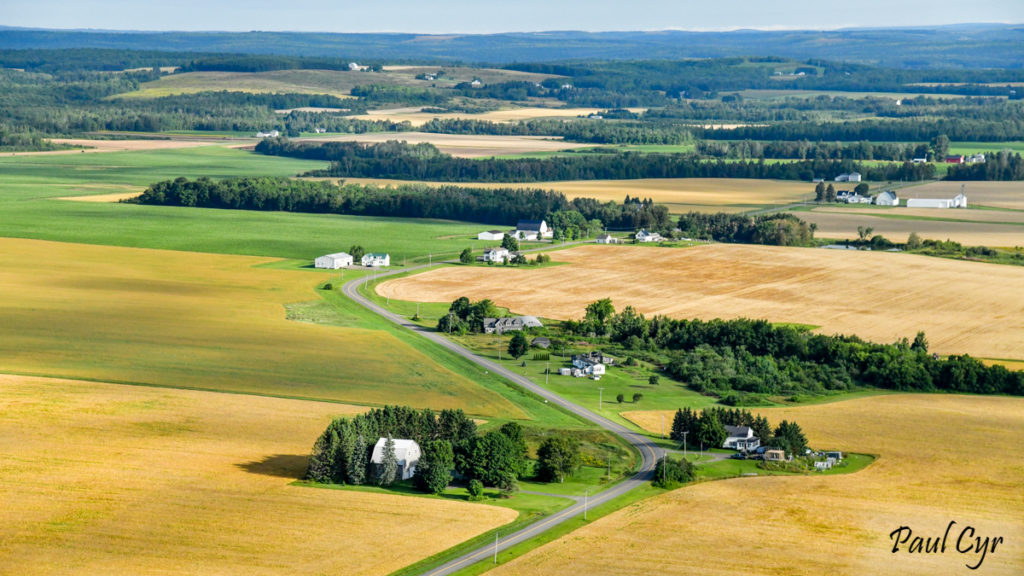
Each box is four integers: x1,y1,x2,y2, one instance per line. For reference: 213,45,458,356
0,237,522,416
0,374,516,576
377,244,1024,361
490,395,1024,576
0,146,488,260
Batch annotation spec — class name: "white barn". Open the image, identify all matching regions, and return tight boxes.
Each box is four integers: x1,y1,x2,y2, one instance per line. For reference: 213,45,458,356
874,191,899,206
516,220,553,240
362,253,390,267
370,438,421,481
478,230,505,241
906,193,967,209
314,252,354,269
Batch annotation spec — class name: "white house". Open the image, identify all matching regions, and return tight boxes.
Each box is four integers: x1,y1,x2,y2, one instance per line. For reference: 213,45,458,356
571,351,607,377
516,220,552,240
477,230,505,241
314,252,354,269
256,130,279,138
912,157,929,164
348,62,360,71
470,79,483,88
723,425,761,451
635,229,663,243
844,193,872,204
370,438,421,481
874,191,899,206
968,153,986,164
482,316,543,334
595,234,619,244
361,253,390,267
953,192,968,208
483,247,510,263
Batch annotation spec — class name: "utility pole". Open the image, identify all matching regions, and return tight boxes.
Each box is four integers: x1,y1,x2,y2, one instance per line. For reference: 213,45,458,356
682,431,688,460
494,532,498,564
598,387,604,411
545,362,549,386
584,489,588,521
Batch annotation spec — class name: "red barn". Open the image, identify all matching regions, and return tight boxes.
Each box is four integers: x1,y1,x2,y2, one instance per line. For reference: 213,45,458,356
945,155,965,164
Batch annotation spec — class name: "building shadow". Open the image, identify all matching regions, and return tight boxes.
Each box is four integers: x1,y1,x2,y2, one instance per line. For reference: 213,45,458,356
236,454,309,479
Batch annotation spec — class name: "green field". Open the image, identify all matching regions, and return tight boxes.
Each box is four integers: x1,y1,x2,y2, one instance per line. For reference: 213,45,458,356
949,141,1024,155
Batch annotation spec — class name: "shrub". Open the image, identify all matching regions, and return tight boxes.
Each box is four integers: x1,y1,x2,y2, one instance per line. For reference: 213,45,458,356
467,479,484,501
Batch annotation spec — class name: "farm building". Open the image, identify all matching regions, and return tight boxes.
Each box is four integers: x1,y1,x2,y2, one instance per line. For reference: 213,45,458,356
370,438,421,481
571,352,608,377
558,367,572,376
515,220,553,240
968,153,986,164
478,230,505,241
814,460,832,470
843,193,872,204
906,192,967,209
348,62,360,71
314,252,354,269
256,130,279,138
874,191,899,206
470,79,483,88
595,234,619,244
531,337,551,349
723,425,761,451
635,229,663,243
834,172,862,183
945,155,965,164
912,157,928,164
482,247,511,263
765,449,786,462
361,253,390,267
483,316,543,334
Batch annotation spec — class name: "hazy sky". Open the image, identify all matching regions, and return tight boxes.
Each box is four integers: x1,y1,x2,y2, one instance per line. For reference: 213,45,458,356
4,0,1022,33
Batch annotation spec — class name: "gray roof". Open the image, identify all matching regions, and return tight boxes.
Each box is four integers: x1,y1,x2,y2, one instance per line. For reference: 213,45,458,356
725,425,752,438
517,220,546,231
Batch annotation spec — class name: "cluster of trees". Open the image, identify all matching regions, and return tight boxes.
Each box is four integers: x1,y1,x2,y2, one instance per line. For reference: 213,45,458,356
697,139,933,162
676,212,816,246
669,407,808,455
420,118,693,145
697,118,1024,144
259,138,935,183
946,151,1024,181
437,296,499,334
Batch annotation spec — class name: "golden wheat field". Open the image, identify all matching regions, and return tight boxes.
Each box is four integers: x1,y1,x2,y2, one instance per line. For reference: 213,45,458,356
378,244,1024,360
799,209,1024,247
0,374,516,575
0,237,522,417
489,395,1024,576
349,106,645,126
292,131,595,158
338,177,810,212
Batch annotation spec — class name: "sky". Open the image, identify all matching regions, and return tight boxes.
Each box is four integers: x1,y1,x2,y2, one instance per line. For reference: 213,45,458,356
3,0,1023,34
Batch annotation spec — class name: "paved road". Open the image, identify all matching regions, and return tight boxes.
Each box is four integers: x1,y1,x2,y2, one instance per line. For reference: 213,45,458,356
342,265,662,576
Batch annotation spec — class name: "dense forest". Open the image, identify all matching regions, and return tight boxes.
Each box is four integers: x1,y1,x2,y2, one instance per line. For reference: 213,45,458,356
130,176,673,231
675,212,816,246
566,305,1024,401
257,138,936,183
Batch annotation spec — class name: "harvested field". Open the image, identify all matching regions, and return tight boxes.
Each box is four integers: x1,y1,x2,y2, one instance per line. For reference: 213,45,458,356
0,374,515,576
903,181,1024,211
798,210,1024,247
491,395,1023,576
56,191,143,202
350,106,645,127
378,244,1024,360
812,205,1024,225
6,138,224,156
0,237,523,417
293,131,594,158
338,177,809,212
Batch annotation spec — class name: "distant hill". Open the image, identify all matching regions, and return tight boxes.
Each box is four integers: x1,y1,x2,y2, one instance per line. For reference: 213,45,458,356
1,25,1022,68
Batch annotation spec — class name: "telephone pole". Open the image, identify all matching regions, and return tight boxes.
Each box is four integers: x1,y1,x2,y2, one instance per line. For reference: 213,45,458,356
598,387,604,411
682,431,688,460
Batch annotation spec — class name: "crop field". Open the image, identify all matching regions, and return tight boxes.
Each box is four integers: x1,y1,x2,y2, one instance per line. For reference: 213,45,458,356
491,394,1024,576
0,237,524,416
0,146,491,259
5,137,227,155
291,131,594,158
340,177,811,213
349,106,645,127
796,209,1024,247
811,205,1024,225
377,244,1024,361
903,181,1024,211
0,374,516,575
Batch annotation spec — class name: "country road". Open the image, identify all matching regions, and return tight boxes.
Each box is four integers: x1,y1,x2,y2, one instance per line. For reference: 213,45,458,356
341,263,662,576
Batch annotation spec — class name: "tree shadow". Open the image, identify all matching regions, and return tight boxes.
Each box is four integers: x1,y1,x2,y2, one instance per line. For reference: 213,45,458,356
236,454,309,479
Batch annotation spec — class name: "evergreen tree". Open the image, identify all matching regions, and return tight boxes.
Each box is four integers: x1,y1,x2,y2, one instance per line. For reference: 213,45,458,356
911,331,929,353
348,434,367,485
459,247,473,264
508,332,529,359
305,429,334,483
415,439,454,495
697,410,727,449
814,181,826,202
349,244,365,262
825,183,837,202
751,415,773,443
379,436,398,486
501,234,520,252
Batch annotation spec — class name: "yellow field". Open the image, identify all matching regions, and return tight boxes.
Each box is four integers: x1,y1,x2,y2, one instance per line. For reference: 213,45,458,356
904,181,1024,211
349,106,646,127
801,209,1024,247
0,374,516,575
291,131,594,158
378,244,1024,360
6,138,225,156
338,177,810,212
0,237,523,417
491,395,1023,576
813,205,1024,224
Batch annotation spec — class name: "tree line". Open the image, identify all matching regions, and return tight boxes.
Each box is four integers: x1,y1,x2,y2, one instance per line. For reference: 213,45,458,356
675,212,816,246
257,138,936,183
572,301,1024,400
670,407,808,456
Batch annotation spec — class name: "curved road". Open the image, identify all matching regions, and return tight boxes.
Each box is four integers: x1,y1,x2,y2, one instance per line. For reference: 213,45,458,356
342,265,662,575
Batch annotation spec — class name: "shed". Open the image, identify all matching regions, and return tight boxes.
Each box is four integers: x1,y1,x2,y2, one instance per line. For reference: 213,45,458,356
874,191,899,206
478,230,505,241
314,252,354,269
531,337,551,349
370,438,421,481
765,449,786,462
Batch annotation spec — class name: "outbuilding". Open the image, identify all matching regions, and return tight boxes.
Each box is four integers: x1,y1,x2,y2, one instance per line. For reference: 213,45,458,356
370,438,421,481
478,230,505,241
314,252,354,269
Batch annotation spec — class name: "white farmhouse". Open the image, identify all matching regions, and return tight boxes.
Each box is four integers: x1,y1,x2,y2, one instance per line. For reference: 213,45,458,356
370,438,421,481
483,247,510,263
477,230,505,241
723,425,761,452
256,130,279,138
874,191,899,206
571,351,607,378
348,62,360,71
361,253,390,267
595,234,619,244
635,229,663,243
314,252,354,269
